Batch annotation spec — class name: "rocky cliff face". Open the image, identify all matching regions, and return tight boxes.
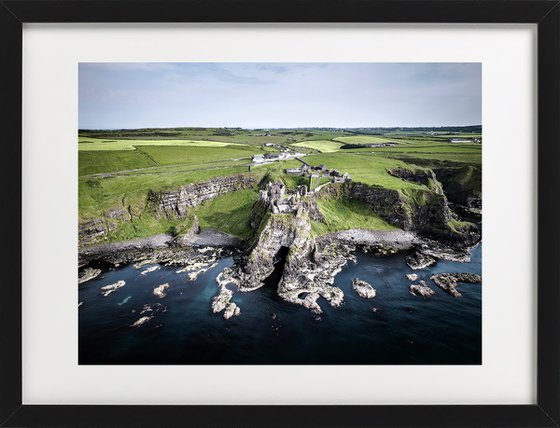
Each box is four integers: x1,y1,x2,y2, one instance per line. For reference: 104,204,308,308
241,210,314,290
318,178,479,247
148,174,257,218
79,208,129,245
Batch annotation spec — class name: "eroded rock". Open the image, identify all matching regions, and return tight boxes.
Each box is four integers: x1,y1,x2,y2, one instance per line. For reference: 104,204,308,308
153,283,170,298
410,280,435,297
430,273,482,298
352,278,377,299
99,280,125,297
405,251,436,270
78,267,101,284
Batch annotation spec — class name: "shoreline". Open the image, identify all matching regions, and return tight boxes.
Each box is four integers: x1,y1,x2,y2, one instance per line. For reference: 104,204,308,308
318,228,419,250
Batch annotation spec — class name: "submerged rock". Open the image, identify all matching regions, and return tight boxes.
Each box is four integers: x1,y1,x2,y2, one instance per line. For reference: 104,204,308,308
410,280,435,297
78,267,101,284
153,283,170,298
405,251,436,270
99,280,125,297
352,278,377,299
134,259,157,269
140,265,160,275
430,273,482,298
139,302,166,315
130,316,153,327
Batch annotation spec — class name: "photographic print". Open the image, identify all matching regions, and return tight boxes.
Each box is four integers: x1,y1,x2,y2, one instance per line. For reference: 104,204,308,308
78,63,482,364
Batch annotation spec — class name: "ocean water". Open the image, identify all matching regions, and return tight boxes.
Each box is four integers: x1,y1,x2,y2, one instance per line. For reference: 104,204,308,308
79,244,482,365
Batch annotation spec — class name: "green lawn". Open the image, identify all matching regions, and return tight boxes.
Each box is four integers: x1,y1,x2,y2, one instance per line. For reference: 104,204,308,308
291,140,345,153
311,197,396,235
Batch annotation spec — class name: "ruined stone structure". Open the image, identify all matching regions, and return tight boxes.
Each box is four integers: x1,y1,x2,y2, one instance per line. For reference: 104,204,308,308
284,162,351,186
259,181,308,214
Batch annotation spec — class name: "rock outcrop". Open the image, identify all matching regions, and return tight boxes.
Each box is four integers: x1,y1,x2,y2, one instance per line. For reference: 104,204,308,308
78,267,101,284
148,174,257,218
352,278,377,299
153,283,170,298
405,251,436,270
100,280,125,297
410,280,435,297
430,272,482,297
216,197,350,315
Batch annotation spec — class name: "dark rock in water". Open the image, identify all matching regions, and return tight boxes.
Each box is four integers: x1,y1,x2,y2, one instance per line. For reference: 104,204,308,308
99,280,125,297
153,283,170,299
430,273,482,298
352,278,377,299
78,267,101,284
410,280,435,297
405,251,436,270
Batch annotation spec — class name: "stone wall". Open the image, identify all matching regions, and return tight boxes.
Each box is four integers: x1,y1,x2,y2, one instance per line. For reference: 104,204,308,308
148,174,257,218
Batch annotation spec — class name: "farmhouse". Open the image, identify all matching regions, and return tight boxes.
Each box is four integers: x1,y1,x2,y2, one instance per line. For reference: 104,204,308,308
252,154,266,164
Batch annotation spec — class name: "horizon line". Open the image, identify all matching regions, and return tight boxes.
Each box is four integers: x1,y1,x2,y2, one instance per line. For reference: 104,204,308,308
79,124,483,131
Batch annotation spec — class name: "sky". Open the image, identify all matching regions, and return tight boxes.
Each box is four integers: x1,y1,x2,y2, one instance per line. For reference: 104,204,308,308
79,63,481,129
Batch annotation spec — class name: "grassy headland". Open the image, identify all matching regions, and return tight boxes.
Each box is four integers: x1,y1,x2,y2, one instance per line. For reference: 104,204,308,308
78,126,481,243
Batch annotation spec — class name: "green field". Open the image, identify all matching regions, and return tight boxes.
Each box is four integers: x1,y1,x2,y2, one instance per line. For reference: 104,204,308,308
292,140,345,153
305,152,426,191
333,136,409,144
311,198,396,236
78,127,482,244
78,137,247,151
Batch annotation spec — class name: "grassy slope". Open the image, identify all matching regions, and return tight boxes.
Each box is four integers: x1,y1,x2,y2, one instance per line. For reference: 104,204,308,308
194,189,259,240
311,197,396,235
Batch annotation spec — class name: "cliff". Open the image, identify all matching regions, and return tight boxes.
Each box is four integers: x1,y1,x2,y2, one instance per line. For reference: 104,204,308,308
148,173,257,218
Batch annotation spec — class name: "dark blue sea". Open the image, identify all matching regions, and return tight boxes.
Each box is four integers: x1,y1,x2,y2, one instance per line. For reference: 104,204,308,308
79,244,482,365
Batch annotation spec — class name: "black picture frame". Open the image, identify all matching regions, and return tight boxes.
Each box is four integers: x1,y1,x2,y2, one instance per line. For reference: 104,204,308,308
1,1,558,427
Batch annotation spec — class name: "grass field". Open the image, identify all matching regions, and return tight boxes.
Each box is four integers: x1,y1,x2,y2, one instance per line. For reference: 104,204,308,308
194,189,259,240
78,137,247,151
305,152,427,191
292,140,345,153
333,136,409,144
78,127,482,243
79,144,258,176
311,197,396,235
